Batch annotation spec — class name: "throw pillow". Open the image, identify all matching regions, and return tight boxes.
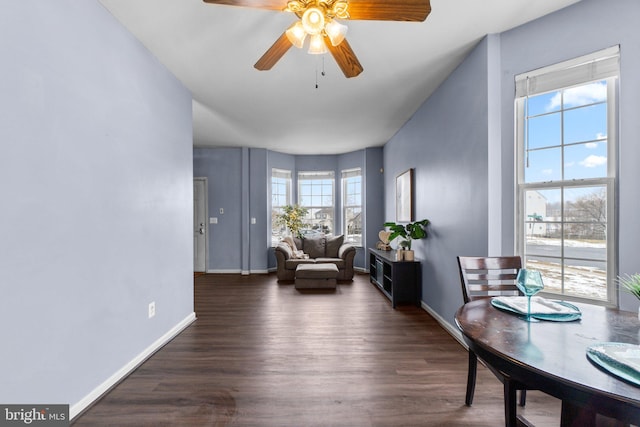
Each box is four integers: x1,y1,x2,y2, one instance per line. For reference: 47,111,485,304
325,235,344,258
303,237,326,259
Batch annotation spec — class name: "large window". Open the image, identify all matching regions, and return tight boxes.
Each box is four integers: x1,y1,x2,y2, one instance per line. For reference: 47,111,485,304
271,168,291,246
515,47,618,304
298,171,334,237
342,168,362,246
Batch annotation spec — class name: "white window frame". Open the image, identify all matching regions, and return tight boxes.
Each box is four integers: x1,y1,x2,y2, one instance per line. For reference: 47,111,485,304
515,46,618,306
298,171,335,237
271,168,291,246
342,168,362,246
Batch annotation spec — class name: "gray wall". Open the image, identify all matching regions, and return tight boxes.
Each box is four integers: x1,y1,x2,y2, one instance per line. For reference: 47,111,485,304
0,0,193,410
364,147,385,265
193,147,243,272
249,149,269,273
383,37,491,325
193,147,270,273
383,0,640,325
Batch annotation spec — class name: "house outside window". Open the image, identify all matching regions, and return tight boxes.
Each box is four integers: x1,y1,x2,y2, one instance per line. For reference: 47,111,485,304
298,171,334,237
271,168,291,246
342,168,362,246
515,46,618,305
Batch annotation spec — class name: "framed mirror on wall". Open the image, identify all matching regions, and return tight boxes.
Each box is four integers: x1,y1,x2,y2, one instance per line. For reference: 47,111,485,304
396,168,413,222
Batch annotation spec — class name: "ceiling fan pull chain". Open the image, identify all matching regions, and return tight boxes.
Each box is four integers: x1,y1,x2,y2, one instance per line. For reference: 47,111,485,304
314,55,327,88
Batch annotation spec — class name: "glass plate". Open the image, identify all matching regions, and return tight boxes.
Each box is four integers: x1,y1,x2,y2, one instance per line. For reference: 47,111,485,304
491,298,582,322
586,342,640,387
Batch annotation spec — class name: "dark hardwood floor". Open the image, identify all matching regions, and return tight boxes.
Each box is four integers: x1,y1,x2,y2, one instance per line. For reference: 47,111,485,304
74,273,560,426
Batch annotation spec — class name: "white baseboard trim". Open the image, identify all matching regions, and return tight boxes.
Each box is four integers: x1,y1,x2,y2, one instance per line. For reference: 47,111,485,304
212,268,365,275
205,269,270,275
207,269,242,274
70,312,197,421
420,301,467,349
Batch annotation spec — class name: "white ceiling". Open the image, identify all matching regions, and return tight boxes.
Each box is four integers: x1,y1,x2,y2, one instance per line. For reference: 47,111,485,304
98,0,581,155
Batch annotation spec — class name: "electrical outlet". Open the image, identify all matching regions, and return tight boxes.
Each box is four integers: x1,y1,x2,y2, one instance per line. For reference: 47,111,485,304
148,301,155,319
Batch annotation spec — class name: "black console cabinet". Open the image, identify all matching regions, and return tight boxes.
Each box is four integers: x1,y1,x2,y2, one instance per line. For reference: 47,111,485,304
368,248,420,308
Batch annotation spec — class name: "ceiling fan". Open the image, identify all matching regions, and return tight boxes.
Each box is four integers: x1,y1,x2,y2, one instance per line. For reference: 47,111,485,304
202,0,432,78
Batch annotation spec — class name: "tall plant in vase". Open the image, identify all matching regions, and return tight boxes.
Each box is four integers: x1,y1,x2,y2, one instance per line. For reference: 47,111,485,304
384,219,430,261
276,204,309,239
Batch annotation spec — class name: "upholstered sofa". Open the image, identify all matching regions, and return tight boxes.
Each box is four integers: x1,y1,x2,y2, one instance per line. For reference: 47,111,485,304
274,235,356,281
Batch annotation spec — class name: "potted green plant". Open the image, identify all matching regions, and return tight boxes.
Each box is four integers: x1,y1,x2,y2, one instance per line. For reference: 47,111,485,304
383,219,430,261
617,273,640,319
275,204,309,239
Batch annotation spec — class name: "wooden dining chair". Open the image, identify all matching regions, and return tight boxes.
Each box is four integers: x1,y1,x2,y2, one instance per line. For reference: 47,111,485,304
457,256,527,421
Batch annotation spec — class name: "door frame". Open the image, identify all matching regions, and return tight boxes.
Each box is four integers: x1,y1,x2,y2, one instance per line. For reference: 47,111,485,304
194,177,208,273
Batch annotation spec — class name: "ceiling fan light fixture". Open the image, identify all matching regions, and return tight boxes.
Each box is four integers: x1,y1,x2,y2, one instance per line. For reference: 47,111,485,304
301,7,325,35
325,19,347,46
285,21,307,48
308,34,328,54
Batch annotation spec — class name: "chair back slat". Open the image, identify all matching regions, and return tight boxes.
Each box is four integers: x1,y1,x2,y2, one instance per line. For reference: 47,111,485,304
465,273,518,282
457,256,522,303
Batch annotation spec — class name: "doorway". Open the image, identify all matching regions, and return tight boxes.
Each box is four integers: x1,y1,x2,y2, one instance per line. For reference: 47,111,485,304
193,178,207,272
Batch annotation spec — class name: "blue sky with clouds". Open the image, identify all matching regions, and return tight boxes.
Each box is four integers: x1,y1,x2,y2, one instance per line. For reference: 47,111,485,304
525,81,608,184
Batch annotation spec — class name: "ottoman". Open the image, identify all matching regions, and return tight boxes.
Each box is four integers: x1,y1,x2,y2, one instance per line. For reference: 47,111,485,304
295,263,339,289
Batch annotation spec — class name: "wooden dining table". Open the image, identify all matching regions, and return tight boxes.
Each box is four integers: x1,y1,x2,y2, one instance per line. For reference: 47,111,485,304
455,298,640,426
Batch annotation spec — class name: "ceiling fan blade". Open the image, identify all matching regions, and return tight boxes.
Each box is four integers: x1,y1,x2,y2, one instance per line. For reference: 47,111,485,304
254,32,293,71
202,0,287,11
326,38,363,78
347,0,431,22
